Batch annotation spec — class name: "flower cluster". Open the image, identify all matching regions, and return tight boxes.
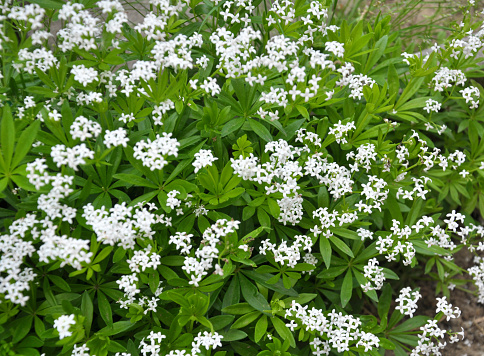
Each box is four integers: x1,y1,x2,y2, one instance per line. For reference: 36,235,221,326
424,98,442,113
328,120,356,144
133,133,180,170
51,144,94,171
469,256,484,303
395,287,422,318
3,0,484,355
193,149,218,173
460,86,480,109
83,202,169,249
432,67,466,92
259,235,314,269
285,301,380,354
71,65,99,87
70,115,102,141
53,314,76,339
181,219,240,287
361,258,385,292
104,128,129,148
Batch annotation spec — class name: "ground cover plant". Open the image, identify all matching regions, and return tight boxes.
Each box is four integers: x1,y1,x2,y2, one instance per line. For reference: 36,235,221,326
334,0,471,47
1,0,484,355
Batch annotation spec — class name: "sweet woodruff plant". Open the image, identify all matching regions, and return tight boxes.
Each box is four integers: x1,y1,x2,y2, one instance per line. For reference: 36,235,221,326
1,0,484,355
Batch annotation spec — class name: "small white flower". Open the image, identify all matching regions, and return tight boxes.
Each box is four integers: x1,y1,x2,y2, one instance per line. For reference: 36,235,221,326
71,65,99,87
193,149,218,173
104,128,129,148
53,314,76,339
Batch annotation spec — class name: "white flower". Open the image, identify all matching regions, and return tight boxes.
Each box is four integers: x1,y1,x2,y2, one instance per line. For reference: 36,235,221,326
53,314,76,339
50,144,94,171
70,116,102,141
133,133,180,171
200,77,221,96
119,113,135,124
71,343,90,356
166,190,181,209
104,128,129,148
71,65,99,87
424,99,441,113
325,41,345,57
435,296,461,321
432,67,466,92
48,109,62,121
460,86,480,109
395,287,421,318
193,149,218,173
328,120,356,144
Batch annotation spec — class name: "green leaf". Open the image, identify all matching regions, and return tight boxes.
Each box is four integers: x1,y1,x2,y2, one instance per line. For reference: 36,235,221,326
231,311,261,329
221,303,256,315
271,317,296,348
222,275,240,310
378,284,393,321
238,273,271,315
34,316,45,338
11,120,40,168
48,275,71,292
148,271,160,295
248,119,272,142
97,291,113,327
18,335,43,348
221,117,245,137
1,105,14,169
317,265,347,279
221,329,247,342
210,315,235,331
331,228,359,240
365,35,388,73
282,293,317,306
241,270,298,296
28,0,64,9
396,97,431,112
104,52,125,65
93,246,114,264
241,226,268,242
267,198,280,218
405,198,423,226
257,207,271,227
243,206,256,221
379,337,396,350
295,105,309,119
12,174,36,191
0,177,8,194
387,64,399,100
162,290,191,309
25,86,57,97
128,190,158,207
98,321,136,337
254,315,268,342
341,269,353,308
112,247,127,264
394,77,425,111
12,316,33,343
114,173,158,189
390,315,430,334
81,291,94,336
223,187,245,199
384,190,403,223
329,235,354,258
319,236,332,269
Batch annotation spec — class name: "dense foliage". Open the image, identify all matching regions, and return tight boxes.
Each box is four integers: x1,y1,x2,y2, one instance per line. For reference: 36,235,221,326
1,0,484,355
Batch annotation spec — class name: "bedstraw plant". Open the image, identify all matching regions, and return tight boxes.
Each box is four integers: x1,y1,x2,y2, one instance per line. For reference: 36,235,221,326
1,0,484,355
